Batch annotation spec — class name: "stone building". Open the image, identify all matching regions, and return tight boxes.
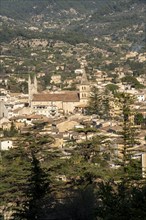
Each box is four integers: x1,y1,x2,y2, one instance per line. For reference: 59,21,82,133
0,101,8,118
28,69,90,117
0,140,13,151
142,153,146,178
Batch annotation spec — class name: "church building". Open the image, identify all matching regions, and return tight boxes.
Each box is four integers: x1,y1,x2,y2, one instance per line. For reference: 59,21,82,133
28,69,90,117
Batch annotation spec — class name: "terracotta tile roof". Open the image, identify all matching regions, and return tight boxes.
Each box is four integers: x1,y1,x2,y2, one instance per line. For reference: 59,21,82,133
9,93,22,97
11,114,49,120
13,107,23,113
32,92,80,102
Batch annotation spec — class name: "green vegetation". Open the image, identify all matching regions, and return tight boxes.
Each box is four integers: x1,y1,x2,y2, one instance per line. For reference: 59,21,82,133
94,180,146,220
125,60,146,76
0,0,146,218
0,102,145,219
0,0,145,50
50,32,90,46
87,87,111,119
7,77,28,93
121,76,145,89
106,83,119,94
134,113,146,129
0,147,30,205
13,153,52,220
115,93,141,178
3,122,18,137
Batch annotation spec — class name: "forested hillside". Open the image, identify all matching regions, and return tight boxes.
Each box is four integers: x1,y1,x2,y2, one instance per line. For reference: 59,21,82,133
1,0,145,20
0,0,145,50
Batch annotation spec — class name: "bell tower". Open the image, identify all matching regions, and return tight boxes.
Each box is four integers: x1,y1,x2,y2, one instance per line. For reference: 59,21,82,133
79,69,90,104
28,74,38,106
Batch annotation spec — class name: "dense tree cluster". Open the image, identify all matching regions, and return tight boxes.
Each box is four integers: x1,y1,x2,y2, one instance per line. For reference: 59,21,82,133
121,75,145,89
0,92,145,219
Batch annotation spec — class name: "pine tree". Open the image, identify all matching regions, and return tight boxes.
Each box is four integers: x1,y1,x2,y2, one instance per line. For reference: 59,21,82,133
87,86,111,119
86,86,102,117
13,152,53,220
116,92,141,179
101,88,111,120
0,146,30,206
96,180,146,220
56,186,96,220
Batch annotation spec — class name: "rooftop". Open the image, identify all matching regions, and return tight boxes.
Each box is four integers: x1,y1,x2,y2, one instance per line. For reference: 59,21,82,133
33,92,80,102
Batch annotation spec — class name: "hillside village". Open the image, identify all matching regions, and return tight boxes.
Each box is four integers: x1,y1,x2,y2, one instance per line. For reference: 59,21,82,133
0,1,146,218
0,46,146,169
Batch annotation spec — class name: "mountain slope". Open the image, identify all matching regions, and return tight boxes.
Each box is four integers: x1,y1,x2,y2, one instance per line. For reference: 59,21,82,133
0,0,145,50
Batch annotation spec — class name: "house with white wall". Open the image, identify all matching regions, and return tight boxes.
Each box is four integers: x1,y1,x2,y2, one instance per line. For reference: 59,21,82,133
0,140,13,150
136,92,145,102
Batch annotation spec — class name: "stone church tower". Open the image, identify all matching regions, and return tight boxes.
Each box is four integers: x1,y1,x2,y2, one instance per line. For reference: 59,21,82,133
28,75,38,106
79,69,90,104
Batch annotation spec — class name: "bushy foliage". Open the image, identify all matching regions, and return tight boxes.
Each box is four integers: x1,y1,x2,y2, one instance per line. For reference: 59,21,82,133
121,76,145,89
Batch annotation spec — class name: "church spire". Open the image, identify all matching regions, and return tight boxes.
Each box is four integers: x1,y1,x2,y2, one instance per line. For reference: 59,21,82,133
81,68,88,85
34,74,38,91
79,68,90,104
28,74,38,106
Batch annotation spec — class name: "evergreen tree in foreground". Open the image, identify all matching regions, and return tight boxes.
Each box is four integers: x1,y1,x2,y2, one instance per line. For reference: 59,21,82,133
116,92,141,179
56,186,96,220
95,180,146,220
13,152,53,220
87,86,111,119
